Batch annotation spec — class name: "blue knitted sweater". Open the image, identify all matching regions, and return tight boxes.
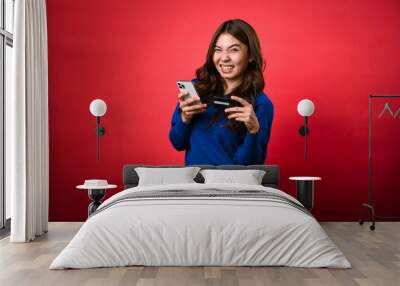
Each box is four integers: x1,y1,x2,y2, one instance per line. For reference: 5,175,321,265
169,92,274,165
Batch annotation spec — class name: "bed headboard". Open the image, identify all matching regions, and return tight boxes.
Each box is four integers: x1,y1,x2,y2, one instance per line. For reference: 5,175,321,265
123,164,280,189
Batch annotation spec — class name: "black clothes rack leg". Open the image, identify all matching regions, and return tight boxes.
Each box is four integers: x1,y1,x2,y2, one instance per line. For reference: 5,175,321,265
359,95,400,230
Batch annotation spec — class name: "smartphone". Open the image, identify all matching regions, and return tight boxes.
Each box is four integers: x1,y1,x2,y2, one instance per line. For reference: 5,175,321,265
213,96,242,108
176,80,200,101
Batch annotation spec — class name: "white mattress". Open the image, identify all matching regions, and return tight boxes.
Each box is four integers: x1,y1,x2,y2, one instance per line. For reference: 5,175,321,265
50,183,351,269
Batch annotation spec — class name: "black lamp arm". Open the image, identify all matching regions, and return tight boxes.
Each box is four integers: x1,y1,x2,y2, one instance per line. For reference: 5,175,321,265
96,116,106,136
298,116,309,136
95,116,106,161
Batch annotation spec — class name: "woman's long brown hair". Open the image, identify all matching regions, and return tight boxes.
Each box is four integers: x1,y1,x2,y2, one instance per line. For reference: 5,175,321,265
194,19,265,130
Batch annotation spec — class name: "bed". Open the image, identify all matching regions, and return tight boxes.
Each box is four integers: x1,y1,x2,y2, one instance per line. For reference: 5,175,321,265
50,165,351,269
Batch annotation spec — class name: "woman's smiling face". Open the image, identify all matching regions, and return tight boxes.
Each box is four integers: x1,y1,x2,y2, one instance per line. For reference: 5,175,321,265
213,32,250,85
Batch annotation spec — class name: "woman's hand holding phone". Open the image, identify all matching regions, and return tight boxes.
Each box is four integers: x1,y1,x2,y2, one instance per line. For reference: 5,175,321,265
178,91,207,124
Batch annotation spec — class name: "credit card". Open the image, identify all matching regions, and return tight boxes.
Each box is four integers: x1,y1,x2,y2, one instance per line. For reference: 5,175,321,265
213,96,242,108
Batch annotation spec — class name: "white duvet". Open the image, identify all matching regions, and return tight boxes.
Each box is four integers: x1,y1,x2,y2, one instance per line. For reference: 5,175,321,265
50,183,351,269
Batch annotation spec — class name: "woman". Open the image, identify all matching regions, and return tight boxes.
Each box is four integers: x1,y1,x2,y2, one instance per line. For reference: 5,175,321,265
169,19,274,165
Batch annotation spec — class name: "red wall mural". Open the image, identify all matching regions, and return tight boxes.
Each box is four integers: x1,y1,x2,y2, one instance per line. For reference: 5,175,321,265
46,0,400,221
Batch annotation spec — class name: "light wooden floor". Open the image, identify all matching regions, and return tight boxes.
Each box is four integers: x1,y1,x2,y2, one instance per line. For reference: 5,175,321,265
0,222,399,286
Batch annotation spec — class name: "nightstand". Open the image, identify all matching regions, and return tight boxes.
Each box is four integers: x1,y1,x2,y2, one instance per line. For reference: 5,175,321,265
77,180,117,216
289,176,321,210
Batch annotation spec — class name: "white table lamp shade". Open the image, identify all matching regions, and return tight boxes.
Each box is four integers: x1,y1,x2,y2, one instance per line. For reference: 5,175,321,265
297,99,315,117
90,99,107,117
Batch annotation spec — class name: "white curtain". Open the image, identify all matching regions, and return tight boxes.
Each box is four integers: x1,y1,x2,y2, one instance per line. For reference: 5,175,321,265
8,0,49,242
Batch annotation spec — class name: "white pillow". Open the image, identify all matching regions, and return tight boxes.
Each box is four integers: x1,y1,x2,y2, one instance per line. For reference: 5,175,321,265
135,167,200,186
200,169,266,185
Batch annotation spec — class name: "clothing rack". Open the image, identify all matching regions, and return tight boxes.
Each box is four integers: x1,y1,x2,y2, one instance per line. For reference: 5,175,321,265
359,95,400,230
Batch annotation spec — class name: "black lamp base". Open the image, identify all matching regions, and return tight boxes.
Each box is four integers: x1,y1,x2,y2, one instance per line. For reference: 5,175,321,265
97,126,106,136
299,126,309,136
